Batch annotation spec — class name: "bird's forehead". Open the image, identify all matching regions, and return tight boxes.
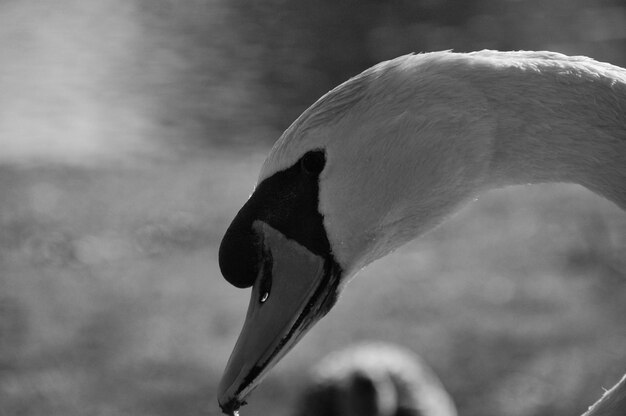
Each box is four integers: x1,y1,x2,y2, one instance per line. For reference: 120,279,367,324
257,129,330,183
257,53,451,183
258,138,306,182
258,56,399,182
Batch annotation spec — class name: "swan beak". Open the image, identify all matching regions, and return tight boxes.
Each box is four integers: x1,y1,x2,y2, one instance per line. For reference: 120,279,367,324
218,221,341,414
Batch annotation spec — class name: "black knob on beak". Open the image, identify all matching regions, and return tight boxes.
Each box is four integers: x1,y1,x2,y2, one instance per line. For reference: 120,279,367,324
219,201,260,289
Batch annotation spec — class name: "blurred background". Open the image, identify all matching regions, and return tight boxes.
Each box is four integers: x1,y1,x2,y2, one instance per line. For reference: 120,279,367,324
1,0,625,415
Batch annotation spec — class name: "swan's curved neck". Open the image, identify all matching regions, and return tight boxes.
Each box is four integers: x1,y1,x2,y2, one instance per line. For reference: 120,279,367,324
482,56,626,208
316,53,626,271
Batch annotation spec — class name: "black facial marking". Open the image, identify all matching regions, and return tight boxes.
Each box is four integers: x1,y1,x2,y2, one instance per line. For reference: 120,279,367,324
258,246,272,303
218,150,330,288
301,150,326,175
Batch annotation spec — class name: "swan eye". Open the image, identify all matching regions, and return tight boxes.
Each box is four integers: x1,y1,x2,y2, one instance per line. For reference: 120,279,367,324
300,150,325,175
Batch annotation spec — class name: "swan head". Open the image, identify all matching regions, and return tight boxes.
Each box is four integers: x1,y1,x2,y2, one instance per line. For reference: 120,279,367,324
217,52,494,413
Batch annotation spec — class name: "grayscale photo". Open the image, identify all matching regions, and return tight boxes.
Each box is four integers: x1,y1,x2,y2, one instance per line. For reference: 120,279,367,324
1,1,625,416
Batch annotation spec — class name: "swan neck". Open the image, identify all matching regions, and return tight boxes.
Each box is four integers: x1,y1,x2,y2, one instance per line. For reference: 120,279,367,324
486,59,626,208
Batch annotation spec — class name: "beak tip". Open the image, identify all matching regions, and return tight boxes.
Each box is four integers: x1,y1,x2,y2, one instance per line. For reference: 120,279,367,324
218,394,245,416
218,376,248,416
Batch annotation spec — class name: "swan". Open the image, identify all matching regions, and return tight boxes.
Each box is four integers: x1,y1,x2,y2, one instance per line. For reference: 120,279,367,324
217,50,626,415
292,342,458,416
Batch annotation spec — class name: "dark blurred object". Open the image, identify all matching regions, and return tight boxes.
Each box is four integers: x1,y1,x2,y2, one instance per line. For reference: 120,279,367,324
292,343,458,416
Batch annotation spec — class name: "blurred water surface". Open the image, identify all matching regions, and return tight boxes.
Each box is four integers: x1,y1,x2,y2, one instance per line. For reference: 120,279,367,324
0,1,625,416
